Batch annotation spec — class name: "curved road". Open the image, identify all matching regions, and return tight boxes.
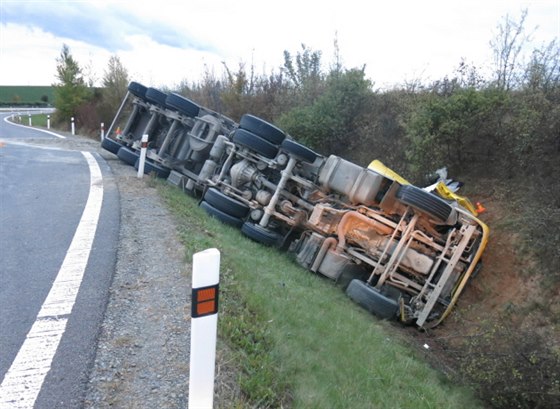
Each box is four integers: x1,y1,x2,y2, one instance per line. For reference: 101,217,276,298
0,113,119,408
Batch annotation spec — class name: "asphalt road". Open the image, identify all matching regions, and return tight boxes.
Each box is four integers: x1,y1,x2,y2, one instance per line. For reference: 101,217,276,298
0,114,119,408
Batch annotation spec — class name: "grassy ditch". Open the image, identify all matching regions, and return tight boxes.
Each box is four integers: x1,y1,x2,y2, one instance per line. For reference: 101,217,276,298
159,184,483,409
9,113,50,127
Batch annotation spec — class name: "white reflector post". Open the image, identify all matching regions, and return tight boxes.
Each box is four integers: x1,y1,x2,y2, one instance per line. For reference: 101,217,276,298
137,134,149,178
189,248,220,409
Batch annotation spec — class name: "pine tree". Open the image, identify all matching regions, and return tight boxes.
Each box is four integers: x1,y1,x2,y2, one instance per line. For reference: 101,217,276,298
53,44,90,122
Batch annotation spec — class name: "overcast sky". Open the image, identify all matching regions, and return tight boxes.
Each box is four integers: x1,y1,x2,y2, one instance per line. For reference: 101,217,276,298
0,0,558,89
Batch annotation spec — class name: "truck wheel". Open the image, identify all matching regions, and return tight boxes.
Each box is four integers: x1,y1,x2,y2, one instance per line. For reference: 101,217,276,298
239,114,286,145
200,201,243,228
203,188,250,218
233,128,278,159
128,81,148,100
396,185,452,222
280,139,319,163
101,137,123,155
135,158,171,179
117,146,140,166
346,280,399,320
241,222,282,246
145,87,167,107
165,93,200,117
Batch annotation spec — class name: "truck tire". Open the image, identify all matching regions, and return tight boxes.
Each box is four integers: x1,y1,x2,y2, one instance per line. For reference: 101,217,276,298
281,139,319,163
200,201,243,228
241,222,282,246
239,114,286,145
165,93,200,117
203,188,250,218
117,146,140,166
128,81,147,100
396,185,452,222
101,137,123,155
135,158,171,179
233,128,278,159
145,87,167,107
346,280,399,320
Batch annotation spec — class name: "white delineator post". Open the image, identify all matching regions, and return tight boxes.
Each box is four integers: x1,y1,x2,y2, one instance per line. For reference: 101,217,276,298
100,122,105,141
71,117,75,135
47,115,51,129
28,114,32,126
189,248,220,409
136,134,149,178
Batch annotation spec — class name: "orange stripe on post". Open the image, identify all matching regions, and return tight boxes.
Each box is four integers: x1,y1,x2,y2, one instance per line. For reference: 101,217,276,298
192,284,219,318
197,287,216,302
197,300,216,316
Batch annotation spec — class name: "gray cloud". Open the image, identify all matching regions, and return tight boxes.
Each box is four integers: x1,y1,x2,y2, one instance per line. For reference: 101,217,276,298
1,2,215,52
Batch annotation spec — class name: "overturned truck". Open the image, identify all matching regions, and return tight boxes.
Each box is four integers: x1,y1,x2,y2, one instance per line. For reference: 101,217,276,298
102,81,489,329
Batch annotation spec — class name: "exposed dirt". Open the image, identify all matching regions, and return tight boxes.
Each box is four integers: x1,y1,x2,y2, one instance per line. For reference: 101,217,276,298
405,190,560,408
434,193,558,339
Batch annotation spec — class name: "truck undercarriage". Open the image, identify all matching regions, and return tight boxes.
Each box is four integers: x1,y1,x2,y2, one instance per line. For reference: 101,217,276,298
101,81,489,329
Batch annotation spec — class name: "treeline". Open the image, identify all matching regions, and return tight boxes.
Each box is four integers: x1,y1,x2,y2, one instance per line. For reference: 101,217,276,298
57,13,559,188
175,42,558,189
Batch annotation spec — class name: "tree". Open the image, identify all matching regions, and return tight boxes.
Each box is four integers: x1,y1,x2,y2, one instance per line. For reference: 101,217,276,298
99,55,130,123
220,62,250,120
53,44,90,122
524,39,560,92
490,9,531,90
283,44,324,104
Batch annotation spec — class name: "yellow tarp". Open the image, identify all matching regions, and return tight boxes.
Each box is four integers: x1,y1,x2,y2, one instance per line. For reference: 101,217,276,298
435,181,479,216
368,160,410,185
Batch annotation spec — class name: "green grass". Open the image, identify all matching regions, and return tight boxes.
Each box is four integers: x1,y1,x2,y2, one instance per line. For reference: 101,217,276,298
159,184,483,408
28,113,50,127
0,85,54,105
8,113,50,127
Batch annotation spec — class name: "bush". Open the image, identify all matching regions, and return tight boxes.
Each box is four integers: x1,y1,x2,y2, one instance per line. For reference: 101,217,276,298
403,88,507,180
457,319,560,409
278,68,374,156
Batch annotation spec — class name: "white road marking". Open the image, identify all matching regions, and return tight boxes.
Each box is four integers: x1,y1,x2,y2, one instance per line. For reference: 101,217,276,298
0,151,104,408
2,115,66,139
0,139,74,152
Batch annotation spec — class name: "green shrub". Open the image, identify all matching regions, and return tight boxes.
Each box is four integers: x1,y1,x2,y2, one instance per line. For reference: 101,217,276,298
278,68,374,156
